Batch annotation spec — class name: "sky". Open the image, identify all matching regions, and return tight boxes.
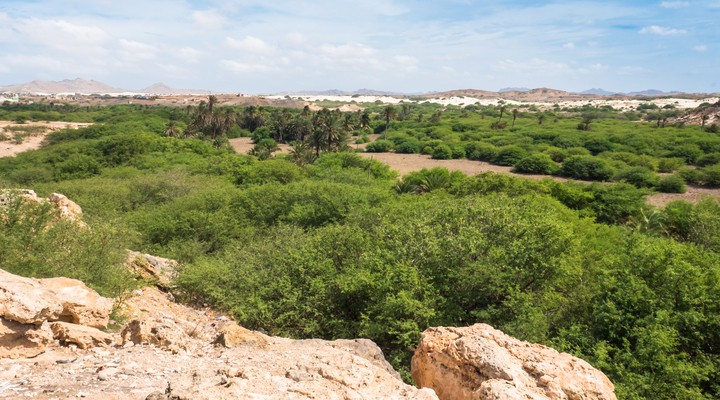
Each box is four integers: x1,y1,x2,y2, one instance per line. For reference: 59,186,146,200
0,0,718,94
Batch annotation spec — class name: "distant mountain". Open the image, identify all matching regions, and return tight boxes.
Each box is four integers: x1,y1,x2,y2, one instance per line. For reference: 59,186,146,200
0,78,124,94
626,89,677,96
139,83,211,95
498,87,530,92
580,88,616,95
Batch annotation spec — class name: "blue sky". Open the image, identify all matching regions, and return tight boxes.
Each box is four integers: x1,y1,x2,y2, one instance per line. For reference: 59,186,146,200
0,0,718,93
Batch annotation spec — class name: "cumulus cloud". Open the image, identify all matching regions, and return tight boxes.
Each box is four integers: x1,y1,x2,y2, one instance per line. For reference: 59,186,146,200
285,32,306,46
226,36,275,54
660,1,690,8
15,18,110,49
639,25,687,35
693,44,707,52
191,9,227,29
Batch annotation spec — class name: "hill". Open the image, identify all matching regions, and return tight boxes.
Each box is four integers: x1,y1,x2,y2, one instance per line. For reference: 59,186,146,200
0,78,124,95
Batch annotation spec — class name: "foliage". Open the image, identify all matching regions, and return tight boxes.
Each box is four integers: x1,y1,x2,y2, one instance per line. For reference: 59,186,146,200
513,153,560,174
560,156,615,181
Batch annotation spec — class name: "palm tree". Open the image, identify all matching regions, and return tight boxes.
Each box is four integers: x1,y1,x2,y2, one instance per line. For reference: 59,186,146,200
537,113,545,125
382,105,397,139
498,105,506,121
702,114,710,128
163,120,181,137
359,111,371,132
511,109,519,129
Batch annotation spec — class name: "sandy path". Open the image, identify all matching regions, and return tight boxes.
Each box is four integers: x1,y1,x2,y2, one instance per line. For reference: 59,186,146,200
0,121,92,158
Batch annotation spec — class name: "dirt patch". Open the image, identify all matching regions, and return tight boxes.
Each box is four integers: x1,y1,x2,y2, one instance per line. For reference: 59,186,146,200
645,186,720,207
0,121,92,158
228,137,292,155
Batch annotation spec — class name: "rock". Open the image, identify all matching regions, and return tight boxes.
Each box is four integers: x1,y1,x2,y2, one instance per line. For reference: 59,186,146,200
0,317,51,358
39,277,114,329
50,322,113,350
212,321,268,348
0,269,64,325
120,318,190,351
411,323,616,400
47,193,83,223
126,251,178,288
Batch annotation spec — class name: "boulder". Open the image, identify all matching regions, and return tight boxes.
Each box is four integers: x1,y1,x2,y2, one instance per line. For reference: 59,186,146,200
50,321,113,349
126,251,178,287
411,324,616,400
121,318,190,351
0,317,51,358
0,269,63,325
40,277,114,329
213,321,268,348
48,193,83,222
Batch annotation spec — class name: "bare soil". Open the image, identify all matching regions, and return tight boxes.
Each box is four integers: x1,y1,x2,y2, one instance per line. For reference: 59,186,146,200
0,121,92,158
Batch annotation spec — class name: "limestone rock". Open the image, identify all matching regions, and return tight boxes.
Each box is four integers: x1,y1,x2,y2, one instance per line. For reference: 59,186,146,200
50,321,113,349
126,251,178,287
0,268,63,325
40,276,114,329
48,193,83,222
213,321,268,348
0,317,51,358
411,323,616,400
121,318,190,351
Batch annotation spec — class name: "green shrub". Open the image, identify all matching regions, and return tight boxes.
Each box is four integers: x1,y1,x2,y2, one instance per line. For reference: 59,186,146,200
432,144,452,160
560,156,615,181
697,152,720,167
701,165,720,187
451,145,466,159
613,167,658,188
466,142,498,162
493,145,528,166
656,174,687,193
394,140,421,154
657,157,685,173
365,139,394,153
512,153,559,175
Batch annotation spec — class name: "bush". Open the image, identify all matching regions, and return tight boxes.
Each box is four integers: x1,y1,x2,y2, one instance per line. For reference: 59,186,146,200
657,157,685,173
432,144,452,160
697,152,720,167
656,174,687,193
394,140,421,154
701,165,720,187
365,139,394,153
466,142,498,162
451,145,466,159
560,156,615,181
493,146,528,166
613,167,658,188
512,153,559,175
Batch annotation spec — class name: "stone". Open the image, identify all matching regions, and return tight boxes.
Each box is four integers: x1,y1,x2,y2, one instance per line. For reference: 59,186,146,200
121,318,190,351
0,317,51,358
50,322,113,350
0,269,63,325
39,277,114,329
125,251,178,288
47,193,83,223
411,323,616,400
212,321,268,348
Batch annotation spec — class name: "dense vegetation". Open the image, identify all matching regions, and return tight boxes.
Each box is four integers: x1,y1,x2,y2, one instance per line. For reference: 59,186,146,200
2,102,720,399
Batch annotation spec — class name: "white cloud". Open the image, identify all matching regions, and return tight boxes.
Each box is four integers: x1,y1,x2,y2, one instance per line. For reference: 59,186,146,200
563,42,576,49
191,9,227,29
319,43,376,58
221,59,276,73
286,32,306,46
393,55,419,72
693,45,708,52
118,39,157,61
16,18,110,49
639,25,687,36
177,47,203,62
226,36,275,54
660,1,690,8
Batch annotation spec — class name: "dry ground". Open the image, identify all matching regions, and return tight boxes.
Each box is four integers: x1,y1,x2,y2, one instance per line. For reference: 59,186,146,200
0,121,92,158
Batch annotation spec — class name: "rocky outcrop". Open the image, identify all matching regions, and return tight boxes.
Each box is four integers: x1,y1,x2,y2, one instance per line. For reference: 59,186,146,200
0,268,115,358
126,251,178,288
50,321,113,349
0,189,85,226
411,324,616,400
